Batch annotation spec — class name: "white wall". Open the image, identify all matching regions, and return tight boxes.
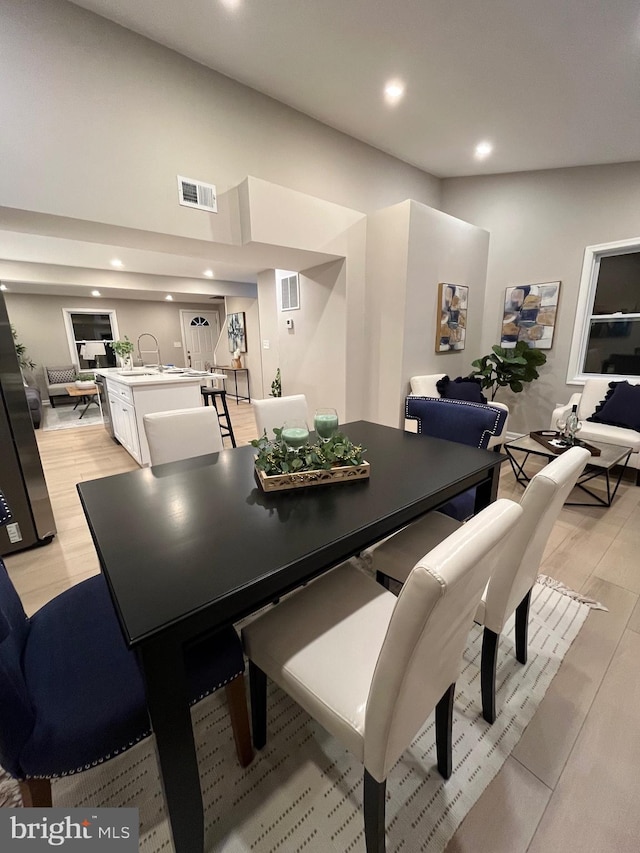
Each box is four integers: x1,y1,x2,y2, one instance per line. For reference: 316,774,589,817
364,201,490,427
441,162,640,431
216,296,261,400
1,0,440,246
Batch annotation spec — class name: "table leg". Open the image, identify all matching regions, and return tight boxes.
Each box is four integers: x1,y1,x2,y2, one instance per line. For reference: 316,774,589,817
78,396,98,419
473,462,501,514
505,448,534,487
567,450,632,508
140,638,204,853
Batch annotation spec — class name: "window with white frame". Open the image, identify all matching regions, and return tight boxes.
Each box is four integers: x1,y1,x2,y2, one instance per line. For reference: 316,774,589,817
567,238,640,383
63,309,120,370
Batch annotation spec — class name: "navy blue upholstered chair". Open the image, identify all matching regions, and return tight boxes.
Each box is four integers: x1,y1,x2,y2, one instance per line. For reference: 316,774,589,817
0,555,253,807
405,396,508,521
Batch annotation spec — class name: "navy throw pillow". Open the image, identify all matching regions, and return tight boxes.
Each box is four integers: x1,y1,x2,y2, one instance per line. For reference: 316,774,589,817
436,375,487,404
587,381,640,431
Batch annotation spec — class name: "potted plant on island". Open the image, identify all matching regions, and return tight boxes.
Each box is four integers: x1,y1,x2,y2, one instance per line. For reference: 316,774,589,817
111,337,135,371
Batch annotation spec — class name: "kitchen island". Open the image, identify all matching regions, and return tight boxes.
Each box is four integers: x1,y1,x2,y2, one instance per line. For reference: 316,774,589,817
96,368,206,466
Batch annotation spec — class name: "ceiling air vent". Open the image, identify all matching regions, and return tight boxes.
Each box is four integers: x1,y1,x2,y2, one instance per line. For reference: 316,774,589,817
177,175,217,213
280,274,300,311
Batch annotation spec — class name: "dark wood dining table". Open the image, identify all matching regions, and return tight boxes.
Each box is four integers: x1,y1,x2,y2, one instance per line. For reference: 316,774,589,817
77,420,504,852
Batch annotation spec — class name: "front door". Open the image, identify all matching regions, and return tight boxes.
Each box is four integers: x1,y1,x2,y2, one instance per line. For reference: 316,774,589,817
180,310,221,370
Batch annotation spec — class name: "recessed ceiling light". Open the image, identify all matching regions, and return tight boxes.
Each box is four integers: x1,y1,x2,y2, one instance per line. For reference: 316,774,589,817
165,294,173,301
91,290,101,297
110,258,123,268
474,141,493,159
384,80,405,105
220,0,242,10
0,284,7,291
203,269,214,278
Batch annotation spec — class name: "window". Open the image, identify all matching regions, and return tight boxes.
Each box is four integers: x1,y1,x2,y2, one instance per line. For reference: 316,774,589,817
63,309,120,369
567,239,640,383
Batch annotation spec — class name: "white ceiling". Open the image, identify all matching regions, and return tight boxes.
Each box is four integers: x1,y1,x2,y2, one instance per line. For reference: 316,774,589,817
70,0,640,178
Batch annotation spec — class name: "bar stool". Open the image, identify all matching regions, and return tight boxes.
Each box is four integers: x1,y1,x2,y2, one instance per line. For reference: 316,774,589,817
201,387,237,447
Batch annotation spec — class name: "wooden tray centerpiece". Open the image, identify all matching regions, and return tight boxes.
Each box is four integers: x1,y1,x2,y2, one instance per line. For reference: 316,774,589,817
530,430,601,457
252,429,369,492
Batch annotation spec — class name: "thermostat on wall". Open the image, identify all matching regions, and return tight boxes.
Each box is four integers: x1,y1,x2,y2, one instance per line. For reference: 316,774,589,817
286,318,294,330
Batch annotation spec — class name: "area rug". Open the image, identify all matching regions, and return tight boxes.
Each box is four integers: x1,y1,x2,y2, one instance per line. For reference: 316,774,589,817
42,404,103,431
1,578,600,851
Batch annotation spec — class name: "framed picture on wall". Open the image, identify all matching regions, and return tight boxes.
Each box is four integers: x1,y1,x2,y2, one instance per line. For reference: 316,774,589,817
501,281,560,349
227,312,247,353
436,283,468,352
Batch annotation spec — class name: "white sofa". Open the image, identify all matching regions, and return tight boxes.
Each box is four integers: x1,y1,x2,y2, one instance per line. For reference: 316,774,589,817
406,374,509,450
551,378,640,485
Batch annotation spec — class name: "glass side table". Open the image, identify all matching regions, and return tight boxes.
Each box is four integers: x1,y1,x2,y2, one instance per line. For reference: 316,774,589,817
505,433,632,507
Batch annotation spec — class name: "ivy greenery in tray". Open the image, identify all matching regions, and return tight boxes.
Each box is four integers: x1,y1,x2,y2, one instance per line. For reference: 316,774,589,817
251,429,366,476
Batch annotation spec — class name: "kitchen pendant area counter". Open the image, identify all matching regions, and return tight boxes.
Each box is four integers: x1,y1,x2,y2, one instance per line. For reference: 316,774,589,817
95,369,205,466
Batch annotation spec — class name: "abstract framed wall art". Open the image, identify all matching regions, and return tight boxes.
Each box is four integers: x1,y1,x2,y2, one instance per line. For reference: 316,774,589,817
436,283,468,352
227,311,247,352
501,281,560,349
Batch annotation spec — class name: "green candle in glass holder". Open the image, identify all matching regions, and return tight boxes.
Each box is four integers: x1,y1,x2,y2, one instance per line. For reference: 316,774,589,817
314,408,339,442
281,420,309,451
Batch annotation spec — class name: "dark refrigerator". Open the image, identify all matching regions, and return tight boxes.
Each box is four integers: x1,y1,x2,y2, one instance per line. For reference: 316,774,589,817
0,292,56,555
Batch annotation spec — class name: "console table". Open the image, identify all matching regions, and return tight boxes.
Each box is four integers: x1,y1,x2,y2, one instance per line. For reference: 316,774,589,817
211,366,250,403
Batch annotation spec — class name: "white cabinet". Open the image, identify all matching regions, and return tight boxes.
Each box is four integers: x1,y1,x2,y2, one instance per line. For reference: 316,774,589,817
109,394,142,464
104,373,202,466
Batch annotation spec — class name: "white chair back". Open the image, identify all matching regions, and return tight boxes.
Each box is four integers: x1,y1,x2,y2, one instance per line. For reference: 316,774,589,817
364,498,522,780
409,375,444,396
482,446,590,634
253,394,309,439
143,407,224,466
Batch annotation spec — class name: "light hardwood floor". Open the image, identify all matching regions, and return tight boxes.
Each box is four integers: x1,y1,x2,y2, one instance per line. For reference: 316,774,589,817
4,410,640,852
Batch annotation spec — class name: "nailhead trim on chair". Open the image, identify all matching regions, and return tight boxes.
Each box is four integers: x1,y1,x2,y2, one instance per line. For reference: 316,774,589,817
19,669,244,780
405,397,504,448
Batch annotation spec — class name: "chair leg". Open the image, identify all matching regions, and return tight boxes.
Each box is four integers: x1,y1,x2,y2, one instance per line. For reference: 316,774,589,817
249,661,267,750
50,397,56,408
515,589,532,665
19,778,52,807
435,683,455,779
481,628,499,724
225,674,254,767
363,769,386,853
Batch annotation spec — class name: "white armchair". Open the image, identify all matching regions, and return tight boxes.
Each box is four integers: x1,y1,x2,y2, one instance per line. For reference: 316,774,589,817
407,374,509,450
551,378,640,484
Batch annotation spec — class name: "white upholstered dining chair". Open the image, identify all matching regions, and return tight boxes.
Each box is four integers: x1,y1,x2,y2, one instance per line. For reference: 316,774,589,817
253,394,309,439
143,407,224,466
371,445,590,722
242,498,522,853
